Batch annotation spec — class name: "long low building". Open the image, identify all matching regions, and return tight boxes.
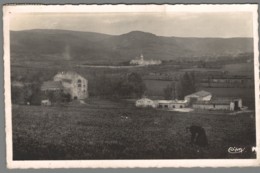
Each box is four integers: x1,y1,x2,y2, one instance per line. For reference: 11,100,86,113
192,97,242,111
157,100,188,109
135,98,188,110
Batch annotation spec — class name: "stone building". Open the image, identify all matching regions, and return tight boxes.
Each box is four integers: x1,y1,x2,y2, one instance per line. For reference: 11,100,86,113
53,71,88,100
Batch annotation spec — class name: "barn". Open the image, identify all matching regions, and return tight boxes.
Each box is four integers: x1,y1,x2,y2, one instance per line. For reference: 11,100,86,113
53,71,88,100
184,90,212,104
136,98,155,108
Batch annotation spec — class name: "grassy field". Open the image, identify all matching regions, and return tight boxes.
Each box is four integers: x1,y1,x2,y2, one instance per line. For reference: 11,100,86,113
12,99,256,160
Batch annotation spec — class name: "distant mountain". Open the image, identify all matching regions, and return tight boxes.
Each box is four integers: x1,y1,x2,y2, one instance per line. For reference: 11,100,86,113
10,29,253,65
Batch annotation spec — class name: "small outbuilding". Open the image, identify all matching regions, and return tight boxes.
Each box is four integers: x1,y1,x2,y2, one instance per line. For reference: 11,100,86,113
41,99,51,106
136,98,156,108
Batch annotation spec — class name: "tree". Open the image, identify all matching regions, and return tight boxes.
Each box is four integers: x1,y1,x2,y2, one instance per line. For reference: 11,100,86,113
11,86,25,104
28,83,42,105
163,83,176,100
90,72,146,99
178,72,196,99
116,73,146,98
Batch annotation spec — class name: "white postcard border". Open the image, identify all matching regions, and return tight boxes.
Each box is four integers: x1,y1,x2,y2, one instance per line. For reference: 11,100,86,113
3,4,260,168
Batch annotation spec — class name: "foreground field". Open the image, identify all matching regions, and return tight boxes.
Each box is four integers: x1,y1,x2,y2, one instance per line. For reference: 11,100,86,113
12,100,256,160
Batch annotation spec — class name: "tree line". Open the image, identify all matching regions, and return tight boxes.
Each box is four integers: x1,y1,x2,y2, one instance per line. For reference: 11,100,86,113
89,72,146,99
11,72,147,105
163,72,196,100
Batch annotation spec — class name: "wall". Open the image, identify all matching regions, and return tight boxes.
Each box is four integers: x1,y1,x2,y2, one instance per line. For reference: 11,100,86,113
214,104,230,110
193,103,230,110
193,104,213,110
169,103,186,109
157,102,186,109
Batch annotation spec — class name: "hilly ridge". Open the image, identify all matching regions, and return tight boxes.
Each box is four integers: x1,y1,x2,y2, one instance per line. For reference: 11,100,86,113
10,29,253,65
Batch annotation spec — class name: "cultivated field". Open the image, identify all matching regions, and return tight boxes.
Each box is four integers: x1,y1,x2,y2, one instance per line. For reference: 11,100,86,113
222,62,254,76
12,99,256,160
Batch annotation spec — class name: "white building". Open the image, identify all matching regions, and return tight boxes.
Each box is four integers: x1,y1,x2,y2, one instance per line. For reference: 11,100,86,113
130,54,161,66
53,71,88,100
136,98,156,108
156,100,188,110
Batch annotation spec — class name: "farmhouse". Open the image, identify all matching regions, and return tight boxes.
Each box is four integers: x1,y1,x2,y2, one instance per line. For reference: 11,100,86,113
136,98,156,108
53,71,88,100
184,90,212,103
192,97,242,111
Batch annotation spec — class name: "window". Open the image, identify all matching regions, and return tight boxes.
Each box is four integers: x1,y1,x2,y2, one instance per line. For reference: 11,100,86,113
77,79,82,87
180,105,183,108
172,105,175,108
164,105,168,108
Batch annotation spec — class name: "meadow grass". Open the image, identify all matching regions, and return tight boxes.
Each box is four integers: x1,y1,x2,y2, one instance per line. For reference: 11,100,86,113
12,100,256,160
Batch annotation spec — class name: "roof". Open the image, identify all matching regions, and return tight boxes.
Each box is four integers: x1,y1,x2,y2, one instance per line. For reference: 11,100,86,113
157,100,187,104
54,71,87,81
186,90,211,97
61,78,72,83
137,98,153,102
41,81,63,91
157,100,172,104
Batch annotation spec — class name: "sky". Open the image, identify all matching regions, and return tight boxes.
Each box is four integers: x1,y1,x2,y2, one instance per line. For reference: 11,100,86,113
10,12,253,38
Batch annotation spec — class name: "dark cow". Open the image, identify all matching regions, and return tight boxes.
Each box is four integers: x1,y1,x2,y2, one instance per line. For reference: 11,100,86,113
186,125,208,147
